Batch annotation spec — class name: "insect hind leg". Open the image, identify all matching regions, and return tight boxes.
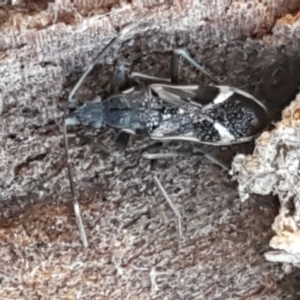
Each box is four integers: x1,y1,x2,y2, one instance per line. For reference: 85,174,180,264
171,48,217,84
142,143,230,171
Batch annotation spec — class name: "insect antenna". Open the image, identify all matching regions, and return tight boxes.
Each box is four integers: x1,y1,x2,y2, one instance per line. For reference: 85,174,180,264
68,36,119,103
68,22,144,103
63,118,89,247
63,36,117,247
64,23,144,246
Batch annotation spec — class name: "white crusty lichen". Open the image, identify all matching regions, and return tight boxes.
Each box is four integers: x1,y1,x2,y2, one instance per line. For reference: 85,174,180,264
231,91,300,267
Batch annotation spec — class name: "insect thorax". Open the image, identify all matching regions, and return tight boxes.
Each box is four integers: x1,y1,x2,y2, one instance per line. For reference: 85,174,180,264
102,86,199,135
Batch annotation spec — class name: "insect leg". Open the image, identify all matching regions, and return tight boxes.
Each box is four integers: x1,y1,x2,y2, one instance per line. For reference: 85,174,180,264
68,38,119,103
113,64,129,91
63,118,89,247
68,23,139,103
129,72,171,84
64,27,130,246
154,175,183,240
142,145,230,171
171,49,217,84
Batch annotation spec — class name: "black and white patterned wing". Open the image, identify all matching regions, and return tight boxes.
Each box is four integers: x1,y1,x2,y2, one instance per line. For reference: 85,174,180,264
150,84,269,145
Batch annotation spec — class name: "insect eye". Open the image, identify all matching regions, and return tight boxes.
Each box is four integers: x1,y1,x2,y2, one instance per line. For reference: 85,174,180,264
68,106,77,113
67,100,82,112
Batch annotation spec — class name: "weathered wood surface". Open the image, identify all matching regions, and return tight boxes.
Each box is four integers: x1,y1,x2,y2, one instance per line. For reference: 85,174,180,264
0,0,300,298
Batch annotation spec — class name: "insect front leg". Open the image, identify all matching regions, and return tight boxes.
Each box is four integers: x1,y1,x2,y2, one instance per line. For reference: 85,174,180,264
170,48,217,84
113,64,129,92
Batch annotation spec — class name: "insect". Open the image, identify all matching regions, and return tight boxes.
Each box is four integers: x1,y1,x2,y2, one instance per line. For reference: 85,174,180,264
63,24,270,246
66,56,269,150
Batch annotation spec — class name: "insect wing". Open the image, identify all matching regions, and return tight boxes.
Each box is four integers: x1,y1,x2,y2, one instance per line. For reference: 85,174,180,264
150,84,269,145
207,86,269,142
150,84,224,108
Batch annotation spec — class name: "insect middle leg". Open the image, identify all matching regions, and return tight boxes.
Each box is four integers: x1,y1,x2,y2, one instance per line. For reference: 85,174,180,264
123,49,217,85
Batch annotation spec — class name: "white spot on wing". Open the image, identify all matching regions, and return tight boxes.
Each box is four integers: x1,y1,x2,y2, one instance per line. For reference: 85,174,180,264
218,86,268,116
214,86,234,104
213,122,235,141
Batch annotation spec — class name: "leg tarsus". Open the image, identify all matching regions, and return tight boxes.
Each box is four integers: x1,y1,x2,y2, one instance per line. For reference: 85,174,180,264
172,48,217,84
62,118,89,247
153,175,183,240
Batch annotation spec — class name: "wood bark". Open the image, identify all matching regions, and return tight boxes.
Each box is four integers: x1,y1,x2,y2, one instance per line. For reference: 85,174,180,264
0,0,300,298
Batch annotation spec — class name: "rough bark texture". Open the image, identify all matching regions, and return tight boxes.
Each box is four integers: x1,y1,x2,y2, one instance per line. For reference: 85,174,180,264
1,0,300,299
233,92,300,269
